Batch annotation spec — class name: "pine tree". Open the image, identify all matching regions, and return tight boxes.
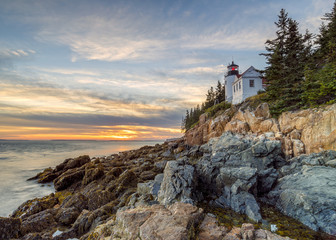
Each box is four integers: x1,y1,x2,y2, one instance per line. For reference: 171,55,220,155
189,108,194,129
260,9,289,103
302,1,336,106
201,102,205,112
182,109,190,131
282,19,311,109
261,9,311,115
181,116,186,131
215,80,226,103
205,86,215,108
323,1,336,62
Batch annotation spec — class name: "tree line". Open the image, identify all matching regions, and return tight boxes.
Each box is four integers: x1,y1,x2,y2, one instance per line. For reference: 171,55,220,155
181,81,226,131
262,2,336,115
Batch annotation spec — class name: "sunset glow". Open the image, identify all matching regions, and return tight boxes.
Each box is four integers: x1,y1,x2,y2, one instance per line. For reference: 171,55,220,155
0,125,181,141
0,0,332,140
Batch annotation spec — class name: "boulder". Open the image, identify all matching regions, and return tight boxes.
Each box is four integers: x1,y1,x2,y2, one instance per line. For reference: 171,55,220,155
198,214,227,240
137,173,163,199
64,155,91,170
158,160,197,205
267,151,336,235
82,163,104,185
196,132,284,222
53,168,85,191
86,189,115,211
71,209,92,235
112,203,204,240
21,209,57,235
56,207,80,226
27,167,58,183
28,156,91,186
60,193,88,211
216,191,262,223
11,194,58,219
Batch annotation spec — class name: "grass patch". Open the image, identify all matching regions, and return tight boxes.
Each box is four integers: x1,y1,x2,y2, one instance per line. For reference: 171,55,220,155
204,101,232,118
199,202,336,240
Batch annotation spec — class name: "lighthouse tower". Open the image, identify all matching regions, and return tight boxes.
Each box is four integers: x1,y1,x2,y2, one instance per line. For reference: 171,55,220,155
225,61,239,103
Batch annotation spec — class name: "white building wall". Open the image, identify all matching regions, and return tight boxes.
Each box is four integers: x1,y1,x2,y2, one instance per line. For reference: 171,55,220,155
225,75,236,103
241,76,263,100
232,79,243,104
232,66,263,105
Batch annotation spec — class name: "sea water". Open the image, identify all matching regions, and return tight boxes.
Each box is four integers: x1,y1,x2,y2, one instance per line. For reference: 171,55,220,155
0,140,162,217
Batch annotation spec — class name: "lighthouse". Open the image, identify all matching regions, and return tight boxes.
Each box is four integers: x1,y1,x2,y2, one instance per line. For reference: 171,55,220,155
224,61,264,104
225,61,239,102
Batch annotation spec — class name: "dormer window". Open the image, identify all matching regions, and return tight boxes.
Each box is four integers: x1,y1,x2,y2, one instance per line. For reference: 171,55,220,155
249,79,254,87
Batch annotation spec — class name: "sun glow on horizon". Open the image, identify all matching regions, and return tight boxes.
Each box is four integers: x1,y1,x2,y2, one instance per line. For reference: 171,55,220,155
0,125,182,141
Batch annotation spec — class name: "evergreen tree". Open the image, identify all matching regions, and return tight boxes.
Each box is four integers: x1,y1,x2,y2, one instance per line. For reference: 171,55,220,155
261,9,311,115
323,1,336,62
302,1,336,106
183,109,190,131
189,108,194,129
205,86,215,108
195,104,201,122
181,116,186,131
215,80,226,103
283,19,312,109
201,102,205,112
260,9,289,103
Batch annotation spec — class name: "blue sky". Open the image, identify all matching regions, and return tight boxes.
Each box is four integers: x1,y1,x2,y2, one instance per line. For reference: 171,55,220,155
0,0,334,140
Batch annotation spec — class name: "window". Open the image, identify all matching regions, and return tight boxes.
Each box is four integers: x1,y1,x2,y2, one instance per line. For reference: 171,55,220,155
249,79,254,87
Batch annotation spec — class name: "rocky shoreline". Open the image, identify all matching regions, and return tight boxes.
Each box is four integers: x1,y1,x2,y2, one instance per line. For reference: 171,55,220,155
1,103,336,239
0,131,335,239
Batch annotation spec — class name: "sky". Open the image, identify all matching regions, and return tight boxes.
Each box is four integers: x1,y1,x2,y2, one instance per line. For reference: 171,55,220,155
0,0,334,140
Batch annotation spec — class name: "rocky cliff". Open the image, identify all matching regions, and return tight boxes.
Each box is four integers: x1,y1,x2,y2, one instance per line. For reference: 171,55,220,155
185,101,336,158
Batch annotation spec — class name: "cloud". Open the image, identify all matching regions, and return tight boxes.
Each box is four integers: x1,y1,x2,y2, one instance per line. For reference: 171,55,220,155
0,65,194,130
173,65,224,76
35,67,98,76
35,10,171,62
301,0,334,33
38,22,271,63
0,49,34,57
0,48,35,69
181,27,274,51
0,81,176,118
24,0,277,63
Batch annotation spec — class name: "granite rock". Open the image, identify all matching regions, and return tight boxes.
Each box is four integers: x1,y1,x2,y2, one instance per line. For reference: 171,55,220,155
267,151,336,235
158,160,197,205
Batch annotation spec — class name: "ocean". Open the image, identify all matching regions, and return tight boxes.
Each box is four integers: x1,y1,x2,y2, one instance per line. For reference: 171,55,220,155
0,140,162,217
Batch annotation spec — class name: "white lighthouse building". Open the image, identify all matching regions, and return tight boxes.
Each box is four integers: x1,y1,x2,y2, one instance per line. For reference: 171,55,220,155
224,61,264,104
